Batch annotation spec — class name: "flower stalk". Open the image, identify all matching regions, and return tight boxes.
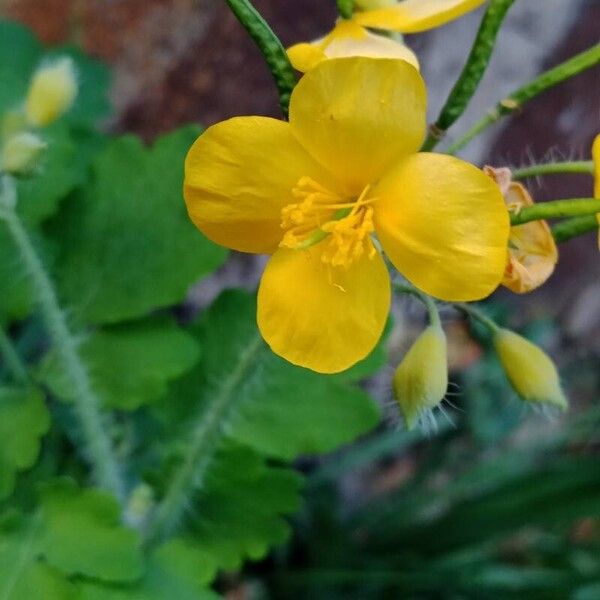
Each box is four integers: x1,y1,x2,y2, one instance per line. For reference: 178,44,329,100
512,161,594,180
447,43,600,154
224,0,297,117
552,215,598,243
454,302,499,334
421,0,515,152
509,198,600,226
0,177,124,500
0,326,28,385
394,283,440,327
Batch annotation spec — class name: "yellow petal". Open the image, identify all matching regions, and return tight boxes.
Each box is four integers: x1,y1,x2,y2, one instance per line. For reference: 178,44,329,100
184,116,340,254
354,0,486,33
257,243,390,373
374,153,509,301
288,21,419,74
287,43,327,73
289,57,426,193
484,166,557,294
593,134,600,248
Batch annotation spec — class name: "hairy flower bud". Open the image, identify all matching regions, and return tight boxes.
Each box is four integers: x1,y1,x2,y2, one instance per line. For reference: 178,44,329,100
493,328,567,410
393,324,448,430
1,132,46,174
25,57,78,127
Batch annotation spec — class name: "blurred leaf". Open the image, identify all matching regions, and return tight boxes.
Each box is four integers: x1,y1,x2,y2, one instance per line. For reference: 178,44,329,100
0,513,78,600
160,290,381,461
39,317,200,410
188,443,303,571
37,479,144,582
79,540,219,600
49,128,228,325
0,387,50,499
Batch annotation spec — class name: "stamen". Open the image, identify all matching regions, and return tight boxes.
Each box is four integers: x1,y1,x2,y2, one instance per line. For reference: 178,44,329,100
280,177,378,269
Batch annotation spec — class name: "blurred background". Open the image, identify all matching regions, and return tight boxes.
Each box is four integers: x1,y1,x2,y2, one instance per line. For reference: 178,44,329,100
2,1,600,597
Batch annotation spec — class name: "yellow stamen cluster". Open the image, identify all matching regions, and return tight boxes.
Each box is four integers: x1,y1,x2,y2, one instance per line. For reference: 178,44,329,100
280,177,376,269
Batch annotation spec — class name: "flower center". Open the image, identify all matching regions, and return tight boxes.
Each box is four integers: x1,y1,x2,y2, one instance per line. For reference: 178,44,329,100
280,176,377,269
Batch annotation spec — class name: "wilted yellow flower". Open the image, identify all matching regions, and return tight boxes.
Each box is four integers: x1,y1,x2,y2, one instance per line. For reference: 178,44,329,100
184,58,508,373
1,132,46,175
494,328,567,410
593,134,600,247
25,57,78,127
288,0,484,73
393,324,448,430
287,19,418,74
484,166,558,294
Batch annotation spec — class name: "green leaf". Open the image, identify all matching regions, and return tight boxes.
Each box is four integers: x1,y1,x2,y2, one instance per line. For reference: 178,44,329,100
161,290,381,460
0,513,78,600
37,479,144,582
79,540,219,600
0,387,50,499
189,444,303,570
39,317,200,410
49,127,228,324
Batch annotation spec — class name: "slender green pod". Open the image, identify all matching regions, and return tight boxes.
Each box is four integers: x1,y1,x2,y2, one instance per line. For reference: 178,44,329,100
421,0,515,151
225,0,297,117
447,43,600,154
509,198,600,226
552,215,598,243
512,161,594,180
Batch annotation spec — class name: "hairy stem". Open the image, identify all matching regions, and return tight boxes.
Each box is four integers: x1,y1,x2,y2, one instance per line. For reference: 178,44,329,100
447,43,600,154
421,0,515,152
145,334,263,545
512,161,594,180
454,303,499,334
552,215,598,243
0,182,124,500
0,326,28,385
394,283,441,328
510,198,600,226
225,0,297,117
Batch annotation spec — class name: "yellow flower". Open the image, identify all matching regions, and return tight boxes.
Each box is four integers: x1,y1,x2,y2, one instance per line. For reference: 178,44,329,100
494,328,567,410
393,324,448,430
484,166,557,294
593,134,600,247
1,132,47,175
25,57,78,127
184,58,509,373
288,19,419,74
353,0,486,33
288,0,485,73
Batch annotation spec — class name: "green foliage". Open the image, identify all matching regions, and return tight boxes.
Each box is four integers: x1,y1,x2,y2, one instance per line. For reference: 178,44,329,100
0,387,50,499
48,128,228,325
39,317,200,410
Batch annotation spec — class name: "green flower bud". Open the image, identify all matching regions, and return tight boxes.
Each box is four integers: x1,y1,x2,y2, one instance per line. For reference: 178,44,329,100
393,324,448,430
354,0,396,9
25,57,78,127
493,328,568,410
1,132,46,175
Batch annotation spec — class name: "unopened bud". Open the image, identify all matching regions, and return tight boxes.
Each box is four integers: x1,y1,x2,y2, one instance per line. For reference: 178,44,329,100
355,0,395,9
393,324,448,430
123,483,154,529
493,328,567,410
1,132,46,175
25,57,78,127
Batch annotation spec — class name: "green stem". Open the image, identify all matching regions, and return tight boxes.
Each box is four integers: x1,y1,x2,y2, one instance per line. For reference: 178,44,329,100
512,161,594,180
510,198,600,226
145,334,263,545
421,0,515,152
454,303,499,334
0,183,124,500
224,0,297,117
337,0,354,19
552,215,598,243
447,43,600,154
394,284,441,328
0,326,28,385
